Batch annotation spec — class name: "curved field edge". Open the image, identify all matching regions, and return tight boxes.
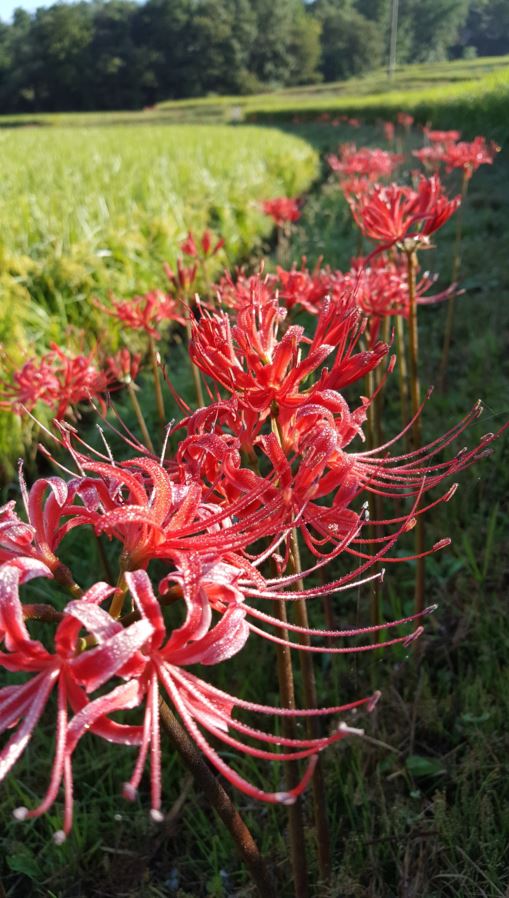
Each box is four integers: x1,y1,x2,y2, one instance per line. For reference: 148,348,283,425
244,67,509,140
0,124,317,470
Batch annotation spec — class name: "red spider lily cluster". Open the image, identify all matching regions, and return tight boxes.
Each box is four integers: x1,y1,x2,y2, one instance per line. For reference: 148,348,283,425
0,113,504,870
327,143,403,195
414,134,500,180
262,197,301,226
0,344,108,421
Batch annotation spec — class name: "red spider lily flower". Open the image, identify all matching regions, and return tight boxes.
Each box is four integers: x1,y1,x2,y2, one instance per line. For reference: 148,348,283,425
190,287,387,425
0,345,107,421
180,230,225,260
440,136,500,180
0,355,59,414
164,258,198,295
0,471,77,577
213,268,278,311
383,121,395,143
65,568,383,821
327,143,403,183
424,128,461,144
397,112,414,129
104,348,142,387
261,197,301,226
0,565,151,842
59,451,287,570
346,255,459,345
93,291,185,338
412,145,448,172
348,175,461,251
276,259,336,314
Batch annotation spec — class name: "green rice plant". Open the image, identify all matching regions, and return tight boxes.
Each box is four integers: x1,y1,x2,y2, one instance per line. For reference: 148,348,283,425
0,123,317,469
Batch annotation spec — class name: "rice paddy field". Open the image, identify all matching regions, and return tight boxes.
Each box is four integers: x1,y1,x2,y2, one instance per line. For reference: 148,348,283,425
0,56,508,898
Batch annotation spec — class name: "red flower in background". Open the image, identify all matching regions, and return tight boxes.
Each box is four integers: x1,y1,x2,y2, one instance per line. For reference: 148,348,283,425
180,230,225,260
0,345,107,420
441,136,500,180
327,143,402,183
104,348,142,386
348,175,461,250
261,197,301,226
383,121,395,143
397,112,414,129
424,128,461,144
93,290,185,338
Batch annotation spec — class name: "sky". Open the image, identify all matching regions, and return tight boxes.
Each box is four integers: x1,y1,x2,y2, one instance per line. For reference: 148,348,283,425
1,0,48,20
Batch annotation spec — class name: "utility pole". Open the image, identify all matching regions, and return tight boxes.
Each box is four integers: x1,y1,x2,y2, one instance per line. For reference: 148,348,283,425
388,0,399,79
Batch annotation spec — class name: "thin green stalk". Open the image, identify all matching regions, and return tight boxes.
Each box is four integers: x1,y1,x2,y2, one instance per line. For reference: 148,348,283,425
396,314,410,443
290,528,331,883
366,369,382,642
439,171,469,390
159,701,276,898
274,597,310,898
148,334,166,427
127,381,155,453
406,249,425,614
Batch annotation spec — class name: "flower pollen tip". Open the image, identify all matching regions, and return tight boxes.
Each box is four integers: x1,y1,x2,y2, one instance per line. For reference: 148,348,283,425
53,830,67,846
433,538,451,551
13,806,29,821
337,722,365,737
150,809,165,823
122,783,138,802
276,792,296,806
403,626,424,647
367,690,382,712
424,603,439,615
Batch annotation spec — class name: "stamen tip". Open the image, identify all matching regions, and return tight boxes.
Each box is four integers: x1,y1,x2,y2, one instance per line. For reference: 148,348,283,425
53,830,67,846
122,783,138,802
403,626,424,647
433,538,451,551
276,792,296,806
150,809,164,823
337,722,365,737
13,806,28,821
424,603,438,615
367,690,382,712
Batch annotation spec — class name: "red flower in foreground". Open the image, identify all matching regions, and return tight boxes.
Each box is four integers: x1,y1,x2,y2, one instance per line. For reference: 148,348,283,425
261,197,301,226
348,175,461,251
0,565,150,842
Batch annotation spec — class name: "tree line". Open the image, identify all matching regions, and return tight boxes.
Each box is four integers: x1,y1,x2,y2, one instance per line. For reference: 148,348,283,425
0,0,507,113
